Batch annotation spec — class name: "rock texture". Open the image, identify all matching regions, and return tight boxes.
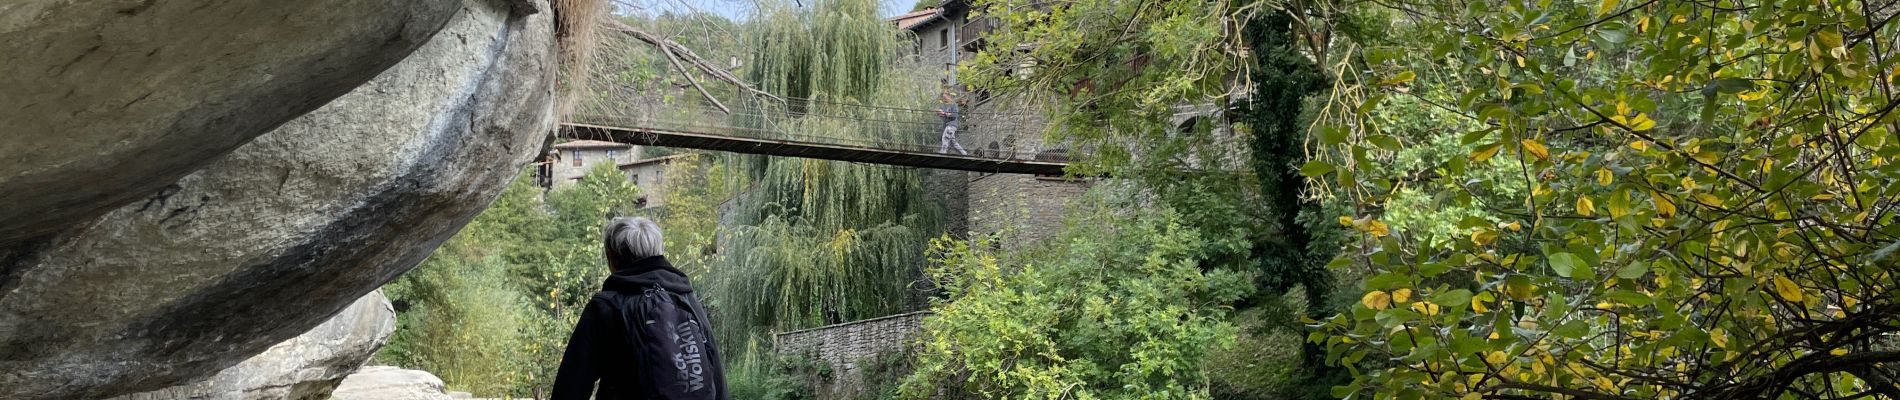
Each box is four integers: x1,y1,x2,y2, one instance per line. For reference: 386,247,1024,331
108,291,397,400
0,0,463,242
331,366,455,400
0,0,554,397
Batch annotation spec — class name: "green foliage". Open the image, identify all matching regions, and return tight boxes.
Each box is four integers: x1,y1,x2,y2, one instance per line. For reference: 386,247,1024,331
701,0,946,371
957,1,1354,397
899,197,1255,399
381,164,657,397
1312,0,1900,398
1204,289,1308,399
379,170,552,396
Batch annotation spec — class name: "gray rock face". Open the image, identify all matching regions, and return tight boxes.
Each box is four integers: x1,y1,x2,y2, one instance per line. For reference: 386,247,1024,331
331,366,455,400
0,0,554,397
0,0,463,243
107,291,397,400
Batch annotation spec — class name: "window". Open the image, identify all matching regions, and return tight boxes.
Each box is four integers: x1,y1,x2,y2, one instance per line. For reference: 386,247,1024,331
607,149,618,159
939,28,948,49
570,150,582,166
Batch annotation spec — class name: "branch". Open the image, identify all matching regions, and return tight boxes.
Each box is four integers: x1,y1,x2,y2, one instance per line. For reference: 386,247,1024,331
1486,381,1645,400
655,36,729,115
604,19,785,103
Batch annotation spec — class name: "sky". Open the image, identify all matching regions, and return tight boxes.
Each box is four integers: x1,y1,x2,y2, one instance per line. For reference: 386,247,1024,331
637,0,921,21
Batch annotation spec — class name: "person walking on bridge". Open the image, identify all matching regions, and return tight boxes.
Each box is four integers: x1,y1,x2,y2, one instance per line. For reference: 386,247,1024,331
937,93,970,155
553,217,728,400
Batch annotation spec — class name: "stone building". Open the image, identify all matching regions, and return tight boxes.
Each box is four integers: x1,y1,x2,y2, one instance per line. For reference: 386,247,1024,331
901,0,1092,245
550,139,637,184
616,154,691,208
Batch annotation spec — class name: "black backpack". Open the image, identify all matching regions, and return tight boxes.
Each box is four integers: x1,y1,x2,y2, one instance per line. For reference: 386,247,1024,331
619,286,722,400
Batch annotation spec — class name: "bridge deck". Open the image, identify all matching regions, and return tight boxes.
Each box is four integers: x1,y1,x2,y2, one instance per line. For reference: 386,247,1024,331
561,122,1071,176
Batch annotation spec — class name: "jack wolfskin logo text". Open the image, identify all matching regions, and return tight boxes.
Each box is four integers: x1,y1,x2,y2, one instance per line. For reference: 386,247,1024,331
672,320,706,392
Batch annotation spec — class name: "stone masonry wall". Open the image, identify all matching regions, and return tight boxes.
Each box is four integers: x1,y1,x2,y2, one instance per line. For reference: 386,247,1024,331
960,96,1092,245
774,311,931,399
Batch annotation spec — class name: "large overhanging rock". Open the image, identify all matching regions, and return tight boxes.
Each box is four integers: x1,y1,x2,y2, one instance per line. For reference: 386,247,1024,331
107,291,397,400
0,0,464,243
0,0,554,397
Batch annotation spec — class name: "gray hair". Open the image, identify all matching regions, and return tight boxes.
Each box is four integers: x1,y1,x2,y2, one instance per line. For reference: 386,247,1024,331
603,217,664,268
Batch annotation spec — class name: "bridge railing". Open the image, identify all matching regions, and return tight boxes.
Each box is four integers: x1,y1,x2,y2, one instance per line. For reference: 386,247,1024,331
565,99,1074,163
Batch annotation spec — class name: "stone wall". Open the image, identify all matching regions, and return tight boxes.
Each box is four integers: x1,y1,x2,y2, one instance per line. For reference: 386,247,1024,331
960,96,1092,245
774,311,931,399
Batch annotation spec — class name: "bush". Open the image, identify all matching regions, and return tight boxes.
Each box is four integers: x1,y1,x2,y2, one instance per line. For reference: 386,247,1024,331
899,201,1255,399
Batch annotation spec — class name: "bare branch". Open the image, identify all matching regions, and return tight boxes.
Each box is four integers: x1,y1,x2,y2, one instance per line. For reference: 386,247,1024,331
603,18,785,103
655,35,729,114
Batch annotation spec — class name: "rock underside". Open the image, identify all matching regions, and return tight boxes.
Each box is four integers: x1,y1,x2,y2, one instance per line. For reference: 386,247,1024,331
0,0,555,398
0,0,462,243
107,291,397,400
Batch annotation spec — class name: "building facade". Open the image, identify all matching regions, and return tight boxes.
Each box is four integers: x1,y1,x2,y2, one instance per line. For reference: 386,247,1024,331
549,140,638,184
900,0,1091,245
616,154,691,208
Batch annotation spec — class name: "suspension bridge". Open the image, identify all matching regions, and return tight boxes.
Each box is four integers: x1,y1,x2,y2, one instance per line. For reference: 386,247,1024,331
558,98,1076,176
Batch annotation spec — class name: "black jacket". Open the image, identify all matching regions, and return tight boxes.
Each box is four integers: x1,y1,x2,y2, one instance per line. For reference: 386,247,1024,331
551,256,728,400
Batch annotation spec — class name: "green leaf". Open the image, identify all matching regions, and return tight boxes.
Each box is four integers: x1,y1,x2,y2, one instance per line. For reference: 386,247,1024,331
1300,161,1336,177
1552,320,1590,338
1368,135,1402,151
1604,289,1652,306
1703,78,1756,96
1386,71,1418,85
1431,289,1474,308
1596,29,1629,44
1615,261,1649,279
1547,252,1593,279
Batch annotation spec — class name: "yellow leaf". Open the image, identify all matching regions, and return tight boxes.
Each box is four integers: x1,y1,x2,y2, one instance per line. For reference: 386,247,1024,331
1694,193,1724,207
1506,280,1534,300
1337,216,1355,227
1628,113,1657,131
1831,348,1850,356
1773,275,1804,302
1597,0,1620,15
1462,393,1483,400
1393,288,1413,303
1363,290,1393,310
1596,168,1614,186
1412,301,1441,316
1472,296,1490,313
1472,230,1500,246
1711,328,1730,349
1651,190,1677,218
1503,221,1523,232
1486,351,1509,364
1472,143,1505,162
1630,140,1649,151
1367,219,1391,237
1521,139,1550,161
1577,196,1596,216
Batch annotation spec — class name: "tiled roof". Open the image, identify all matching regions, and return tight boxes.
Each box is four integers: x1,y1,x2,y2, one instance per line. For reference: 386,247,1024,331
891,8,939,31
552,139,631,149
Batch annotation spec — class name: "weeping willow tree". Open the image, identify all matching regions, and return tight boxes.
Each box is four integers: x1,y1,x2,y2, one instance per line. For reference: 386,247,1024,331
698,0,944,363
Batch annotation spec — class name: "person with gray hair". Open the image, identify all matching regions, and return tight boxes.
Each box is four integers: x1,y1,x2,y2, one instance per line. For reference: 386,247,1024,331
553,217,728,400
